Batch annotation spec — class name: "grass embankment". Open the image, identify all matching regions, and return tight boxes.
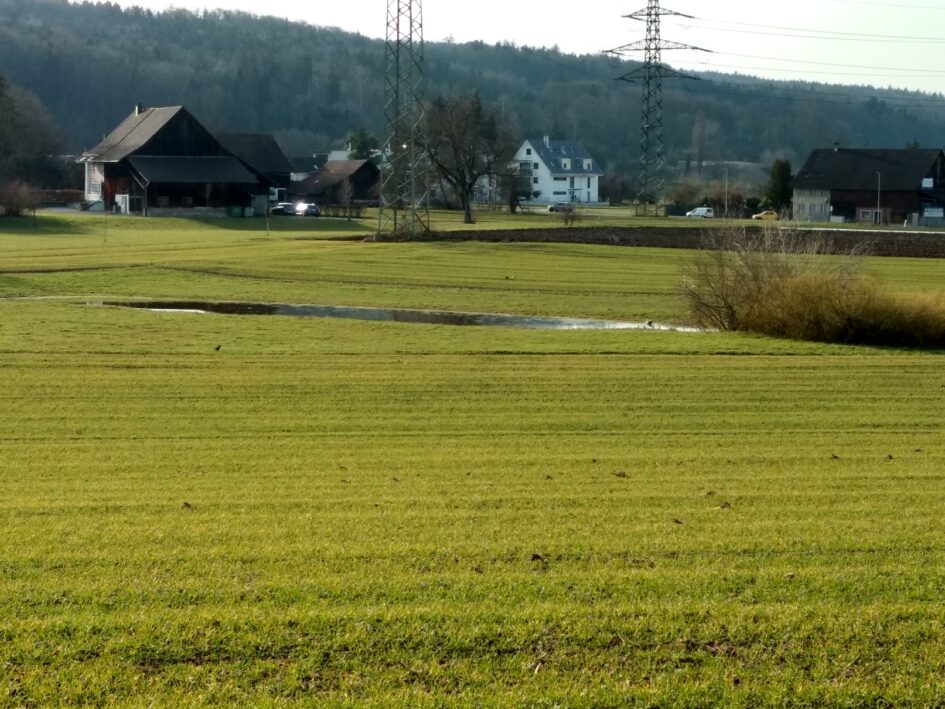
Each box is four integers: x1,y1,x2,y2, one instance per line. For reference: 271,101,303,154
2,215,945,705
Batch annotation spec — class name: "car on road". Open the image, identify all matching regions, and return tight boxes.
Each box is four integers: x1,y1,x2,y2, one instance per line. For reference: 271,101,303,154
294,202,321,217
270,202,295,215
685,207,715,219
752,210,779,221
548,202,574,213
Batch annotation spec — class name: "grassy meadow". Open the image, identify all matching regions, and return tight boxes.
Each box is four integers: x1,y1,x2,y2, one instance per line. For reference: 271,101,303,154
2,212,945,706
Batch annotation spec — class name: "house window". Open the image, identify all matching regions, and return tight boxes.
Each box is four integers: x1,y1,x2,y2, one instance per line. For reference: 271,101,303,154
533,177,539,184
570,177,575,188
562,159,570,170
859,209,872,221
533,162,539,170
553,191,567,196
585,160,591,170
519,162,530,172
553,177,566,182
526,148,532,155
587,178,591,188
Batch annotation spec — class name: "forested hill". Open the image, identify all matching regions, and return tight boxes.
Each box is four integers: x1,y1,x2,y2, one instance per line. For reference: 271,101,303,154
3,0,945,176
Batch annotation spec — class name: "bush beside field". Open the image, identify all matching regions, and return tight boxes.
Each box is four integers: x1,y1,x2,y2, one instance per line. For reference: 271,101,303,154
684,229,945,348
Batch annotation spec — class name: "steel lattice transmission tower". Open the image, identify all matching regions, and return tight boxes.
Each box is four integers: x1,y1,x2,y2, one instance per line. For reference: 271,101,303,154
378,0,429,237
608,1,707,215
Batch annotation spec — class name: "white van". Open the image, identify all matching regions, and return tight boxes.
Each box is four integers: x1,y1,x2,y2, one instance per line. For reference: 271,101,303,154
686,207,715,219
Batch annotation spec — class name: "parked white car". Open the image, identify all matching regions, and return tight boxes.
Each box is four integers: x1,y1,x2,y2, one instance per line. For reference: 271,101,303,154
686,206,715,219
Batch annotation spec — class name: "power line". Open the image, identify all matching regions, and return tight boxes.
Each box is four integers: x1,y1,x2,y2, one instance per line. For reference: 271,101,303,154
825,0,945,9
531,46,945,109
671,80,945,109
689,16,945,42
670,21,945,44
692,61,945,80
718,51,945,76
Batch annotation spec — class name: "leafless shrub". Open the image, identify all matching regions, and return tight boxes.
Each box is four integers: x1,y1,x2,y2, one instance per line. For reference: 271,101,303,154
683,226,945,347
682,226,845,331
560,205,578,227
0,181,38,217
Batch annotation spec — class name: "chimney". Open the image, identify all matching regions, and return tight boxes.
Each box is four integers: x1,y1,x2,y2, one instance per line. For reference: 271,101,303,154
135,102,145,116
543,135,550,148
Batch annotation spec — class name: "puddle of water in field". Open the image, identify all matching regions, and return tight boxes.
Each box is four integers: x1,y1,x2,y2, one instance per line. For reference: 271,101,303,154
99,300,702,332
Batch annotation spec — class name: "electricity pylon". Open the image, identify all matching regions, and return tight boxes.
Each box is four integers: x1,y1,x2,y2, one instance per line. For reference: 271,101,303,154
378,0,429,237
609,0,707,215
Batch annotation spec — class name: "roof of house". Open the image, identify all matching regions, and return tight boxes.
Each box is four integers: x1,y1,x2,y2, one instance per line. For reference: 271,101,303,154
83,106,186,162
523,138,604,175
293,160,377,194
218,133,292,177
794,148,944,192
126,156,258,185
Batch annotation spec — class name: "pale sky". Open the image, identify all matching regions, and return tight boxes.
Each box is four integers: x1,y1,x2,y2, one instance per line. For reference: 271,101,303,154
110,0,945,94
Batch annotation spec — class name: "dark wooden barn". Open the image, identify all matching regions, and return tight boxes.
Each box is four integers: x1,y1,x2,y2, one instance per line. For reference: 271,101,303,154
79,105,261,216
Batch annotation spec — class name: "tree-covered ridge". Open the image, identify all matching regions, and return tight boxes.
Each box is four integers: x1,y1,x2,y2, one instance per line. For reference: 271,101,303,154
1,0,944,177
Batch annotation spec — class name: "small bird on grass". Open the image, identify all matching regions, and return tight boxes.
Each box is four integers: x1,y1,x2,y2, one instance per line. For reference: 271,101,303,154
214,344,222,351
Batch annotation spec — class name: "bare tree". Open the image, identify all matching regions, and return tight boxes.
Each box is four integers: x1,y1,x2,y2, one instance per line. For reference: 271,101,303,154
422,93,517,224
0,181,38,218
339,176,354,220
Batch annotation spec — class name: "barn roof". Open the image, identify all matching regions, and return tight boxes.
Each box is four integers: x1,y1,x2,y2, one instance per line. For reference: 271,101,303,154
126,156,258,184
794,149,944,192
83,106,186,162
218,133,292,177
293,160,376,194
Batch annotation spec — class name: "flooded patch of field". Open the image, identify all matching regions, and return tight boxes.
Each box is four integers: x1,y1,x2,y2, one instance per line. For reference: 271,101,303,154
102,300,701,332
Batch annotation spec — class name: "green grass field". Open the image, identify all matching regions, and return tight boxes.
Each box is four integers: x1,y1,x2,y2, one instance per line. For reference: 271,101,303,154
2,213,945,706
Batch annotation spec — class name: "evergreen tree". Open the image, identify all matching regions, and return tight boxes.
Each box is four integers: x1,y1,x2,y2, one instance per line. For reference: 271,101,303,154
346,128,377,160
764,159,793,212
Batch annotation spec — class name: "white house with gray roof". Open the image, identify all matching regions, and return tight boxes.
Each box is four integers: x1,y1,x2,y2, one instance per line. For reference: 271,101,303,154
517,136,605,206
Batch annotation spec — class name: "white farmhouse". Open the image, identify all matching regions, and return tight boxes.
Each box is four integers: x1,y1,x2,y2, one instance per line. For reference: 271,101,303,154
516,136,605,206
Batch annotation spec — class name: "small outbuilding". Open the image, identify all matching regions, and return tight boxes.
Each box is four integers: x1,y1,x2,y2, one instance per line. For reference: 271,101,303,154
290,159,380,205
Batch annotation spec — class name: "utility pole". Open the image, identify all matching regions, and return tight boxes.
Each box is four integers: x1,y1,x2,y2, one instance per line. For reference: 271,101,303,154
876,171,882,225
378,0,429,238
724,167,729,218
608,1,708,216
